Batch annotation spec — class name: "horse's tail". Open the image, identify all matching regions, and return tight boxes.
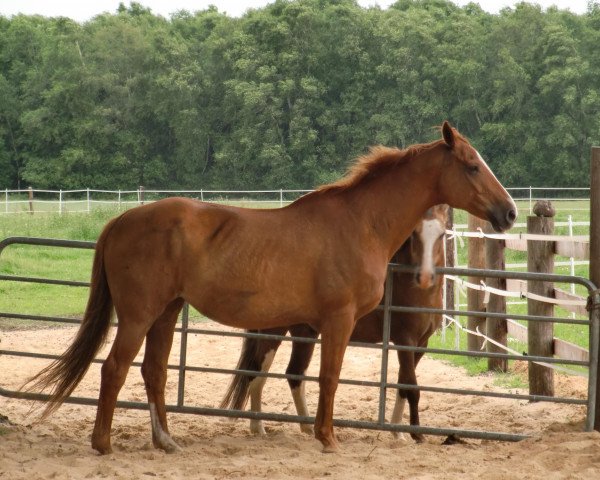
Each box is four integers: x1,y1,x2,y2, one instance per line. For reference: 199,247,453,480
219,332,263,411
23,217,119,419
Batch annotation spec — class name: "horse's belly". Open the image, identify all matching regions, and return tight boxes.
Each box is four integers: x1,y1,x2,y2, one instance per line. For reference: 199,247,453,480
188,285,314,330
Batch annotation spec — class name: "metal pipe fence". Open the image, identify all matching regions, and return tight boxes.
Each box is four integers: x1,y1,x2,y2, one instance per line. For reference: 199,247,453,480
0,237,598,442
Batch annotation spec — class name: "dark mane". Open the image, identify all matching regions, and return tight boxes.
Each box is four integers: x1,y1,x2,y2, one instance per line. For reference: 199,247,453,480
316,141,443,195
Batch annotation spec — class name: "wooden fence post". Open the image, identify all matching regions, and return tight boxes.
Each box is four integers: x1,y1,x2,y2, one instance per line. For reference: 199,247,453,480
467,214,487,351
139,186,145,205
527,201,555,397
28,186,34,215
589,146,600,431
485,223,507,372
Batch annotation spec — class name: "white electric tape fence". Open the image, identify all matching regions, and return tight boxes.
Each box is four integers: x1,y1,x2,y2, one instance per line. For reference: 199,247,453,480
440,226,588,378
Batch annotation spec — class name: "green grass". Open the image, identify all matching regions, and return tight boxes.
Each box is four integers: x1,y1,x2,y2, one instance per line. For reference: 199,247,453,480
0,209,116,324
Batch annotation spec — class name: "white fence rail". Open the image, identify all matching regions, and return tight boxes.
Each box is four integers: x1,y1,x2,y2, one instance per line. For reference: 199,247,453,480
1,187,313,214
0,186,591,215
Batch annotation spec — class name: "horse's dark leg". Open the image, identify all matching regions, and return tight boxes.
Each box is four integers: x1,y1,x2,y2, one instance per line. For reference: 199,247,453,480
287,324,318,434
410,350,427,441
247,327,286,435
141,298,184,453
314,315,353,453
392,349,424,443
91,316,151,454
390,349,408,440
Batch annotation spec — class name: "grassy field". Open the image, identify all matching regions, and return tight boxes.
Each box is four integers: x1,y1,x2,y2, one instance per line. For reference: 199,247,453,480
0,200,593,382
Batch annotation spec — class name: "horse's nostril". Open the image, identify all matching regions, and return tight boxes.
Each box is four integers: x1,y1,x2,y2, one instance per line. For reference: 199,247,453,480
506,209,517,223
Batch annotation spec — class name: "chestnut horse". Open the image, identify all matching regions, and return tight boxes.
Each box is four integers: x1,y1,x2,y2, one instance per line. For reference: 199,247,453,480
220,205,448,441
25,122,516,454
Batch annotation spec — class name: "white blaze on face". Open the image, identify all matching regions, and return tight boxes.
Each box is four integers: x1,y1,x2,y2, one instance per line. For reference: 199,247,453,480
475,149,497,179
417,218,445,289
474,149,518,215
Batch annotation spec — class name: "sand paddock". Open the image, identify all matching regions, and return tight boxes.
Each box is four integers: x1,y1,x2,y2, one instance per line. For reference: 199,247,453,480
1,323,599,479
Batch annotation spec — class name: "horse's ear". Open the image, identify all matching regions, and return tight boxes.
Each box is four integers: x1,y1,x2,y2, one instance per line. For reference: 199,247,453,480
442,121,455,148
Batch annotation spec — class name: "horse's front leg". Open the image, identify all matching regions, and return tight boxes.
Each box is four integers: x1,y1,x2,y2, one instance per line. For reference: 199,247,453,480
314,315,354,453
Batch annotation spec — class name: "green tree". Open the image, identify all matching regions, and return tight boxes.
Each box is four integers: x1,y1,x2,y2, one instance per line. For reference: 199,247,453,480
1,0,599,190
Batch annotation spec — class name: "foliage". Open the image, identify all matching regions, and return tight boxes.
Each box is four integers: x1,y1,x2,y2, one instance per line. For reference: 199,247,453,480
1,0,600,190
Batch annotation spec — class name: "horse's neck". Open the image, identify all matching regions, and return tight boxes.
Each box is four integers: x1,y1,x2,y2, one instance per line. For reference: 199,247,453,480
342,155,440,259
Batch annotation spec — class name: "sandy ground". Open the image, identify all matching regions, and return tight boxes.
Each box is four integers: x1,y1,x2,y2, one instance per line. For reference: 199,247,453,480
1,323,600,479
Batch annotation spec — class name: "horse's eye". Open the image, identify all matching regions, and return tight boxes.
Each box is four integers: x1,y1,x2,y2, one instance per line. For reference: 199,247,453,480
466,164,479,175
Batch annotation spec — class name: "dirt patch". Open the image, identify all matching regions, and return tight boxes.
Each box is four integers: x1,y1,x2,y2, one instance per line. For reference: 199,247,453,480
1,324,599,479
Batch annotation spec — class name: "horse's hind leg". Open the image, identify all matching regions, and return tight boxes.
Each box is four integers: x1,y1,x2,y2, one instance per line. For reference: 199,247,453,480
391,350,424,443
92,319,150,454
287,324,318,434
141,298,184,453
390,349,408,441
248,328,286,435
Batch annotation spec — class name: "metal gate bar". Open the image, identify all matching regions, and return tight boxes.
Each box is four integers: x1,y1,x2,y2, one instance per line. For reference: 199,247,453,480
1,237,598,441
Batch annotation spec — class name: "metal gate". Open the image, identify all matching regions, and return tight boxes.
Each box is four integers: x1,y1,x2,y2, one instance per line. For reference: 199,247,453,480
1,236,598,441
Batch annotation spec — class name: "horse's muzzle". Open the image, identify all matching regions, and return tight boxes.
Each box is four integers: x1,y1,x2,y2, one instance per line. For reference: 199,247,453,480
415,270,436,290
489,204,518,232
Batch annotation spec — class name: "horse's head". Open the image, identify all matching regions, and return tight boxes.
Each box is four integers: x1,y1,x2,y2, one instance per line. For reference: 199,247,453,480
409,204,448,289
437,122,517,232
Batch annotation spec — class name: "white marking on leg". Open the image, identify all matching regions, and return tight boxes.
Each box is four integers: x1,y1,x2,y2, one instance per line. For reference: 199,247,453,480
149,402,181,453
249,349,276,435
291,382,313,434
390,392,407,441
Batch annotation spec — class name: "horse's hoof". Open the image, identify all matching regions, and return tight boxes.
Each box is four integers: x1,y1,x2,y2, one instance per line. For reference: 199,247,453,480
163,442,182,454
392,431,407,441
250,421,267,436
322,444,340,454
411,433,425,444
92,442,113,455
300,424,314,435
153,435,182,453
320,437,340,453
442,434,467,445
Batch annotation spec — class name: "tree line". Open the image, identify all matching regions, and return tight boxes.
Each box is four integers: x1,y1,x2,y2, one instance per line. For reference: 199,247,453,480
1,0,599,190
